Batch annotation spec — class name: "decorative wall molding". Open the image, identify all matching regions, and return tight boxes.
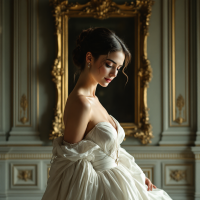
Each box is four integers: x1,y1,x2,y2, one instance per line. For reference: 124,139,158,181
170,169,186,182
18,169,32,181
191,147,200,199
0,0,6,143
159,0,196,146
20,94,28,124
132,153,194,160
169,0,190,127
13,0,30,127
0,153,52,160
7,0,42,145
0,152,194,160
12,164,37,186
164,164,193,186
175,94,186,124
10,163,39,189
195,0,200,146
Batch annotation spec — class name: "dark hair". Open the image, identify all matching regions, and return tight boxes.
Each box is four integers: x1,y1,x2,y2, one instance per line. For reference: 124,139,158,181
72,27,131,85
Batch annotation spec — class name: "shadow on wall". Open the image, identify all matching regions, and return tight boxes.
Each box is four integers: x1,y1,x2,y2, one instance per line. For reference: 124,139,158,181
38,0,57,145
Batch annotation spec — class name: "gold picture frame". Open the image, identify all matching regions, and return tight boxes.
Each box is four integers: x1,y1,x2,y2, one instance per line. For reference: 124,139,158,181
49,0,154,145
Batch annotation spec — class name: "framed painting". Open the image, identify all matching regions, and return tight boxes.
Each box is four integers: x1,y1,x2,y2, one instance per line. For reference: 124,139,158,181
50,0,154,145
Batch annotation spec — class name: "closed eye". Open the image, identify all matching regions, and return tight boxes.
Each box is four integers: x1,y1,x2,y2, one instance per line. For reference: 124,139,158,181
106,63,121,71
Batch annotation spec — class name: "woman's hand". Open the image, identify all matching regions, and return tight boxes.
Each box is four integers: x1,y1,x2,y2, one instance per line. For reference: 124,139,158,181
145,177,157,191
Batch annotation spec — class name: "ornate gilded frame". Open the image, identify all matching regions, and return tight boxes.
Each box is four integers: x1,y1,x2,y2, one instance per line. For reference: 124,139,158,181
49,0,154,144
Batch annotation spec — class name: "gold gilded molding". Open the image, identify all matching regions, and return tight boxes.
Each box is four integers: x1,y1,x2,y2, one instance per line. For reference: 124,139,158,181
18,170,32,181
12,164,37,186
50,0,146,19
49,58,65,139
170,169,186,182
169,0,190,127
49,0,154,144
134,107,153,144
0,153,52,160
0,152,194,160
16,0,31,127
20,94,28,124
165,164,193,186
175,94,186,124
132,153,194,160
47,166,51,179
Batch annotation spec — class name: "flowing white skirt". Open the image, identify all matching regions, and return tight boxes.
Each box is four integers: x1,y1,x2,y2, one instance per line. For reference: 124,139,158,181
41,137,172,200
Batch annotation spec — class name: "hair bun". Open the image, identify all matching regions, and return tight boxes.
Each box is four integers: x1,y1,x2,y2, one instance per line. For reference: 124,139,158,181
72,28,94,70
76,28,93,46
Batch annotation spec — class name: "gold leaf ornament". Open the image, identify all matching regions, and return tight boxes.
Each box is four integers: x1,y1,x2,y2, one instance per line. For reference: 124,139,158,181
170,170,186,182
20,94,28,124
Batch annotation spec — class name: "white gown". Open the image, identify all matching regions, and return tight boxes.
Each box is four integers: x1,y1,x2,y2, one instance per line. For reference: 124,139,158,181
42,115,172,200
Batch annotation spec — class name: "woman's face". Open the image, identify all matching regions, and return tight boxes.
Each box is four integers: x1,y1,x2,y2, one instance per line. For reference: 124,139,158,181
91,51,125,87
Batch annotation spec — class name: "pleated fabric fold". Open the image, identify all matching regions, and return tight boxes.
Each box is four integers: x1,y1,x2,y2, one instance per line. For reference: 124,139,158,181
41,136,172,200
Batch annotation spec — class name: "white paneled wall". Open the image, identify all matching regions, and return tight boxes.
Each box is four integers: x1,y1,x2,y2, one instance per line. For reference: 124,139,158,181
7,0,42,145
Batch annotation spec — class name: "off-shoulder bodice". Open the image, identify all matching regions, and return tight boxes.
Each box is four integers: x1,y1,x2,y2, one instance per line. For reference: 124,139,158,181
54,115,125,170
83,115,124,155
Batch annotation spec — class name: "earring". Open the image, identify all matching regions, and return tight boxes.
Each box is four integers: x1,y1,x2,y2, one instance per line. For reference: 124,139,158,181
88,63,90,68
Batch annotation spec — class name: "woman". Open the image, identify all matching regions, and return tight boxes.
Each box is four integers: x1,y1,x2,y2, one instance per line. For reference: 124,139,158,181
42,27,172,200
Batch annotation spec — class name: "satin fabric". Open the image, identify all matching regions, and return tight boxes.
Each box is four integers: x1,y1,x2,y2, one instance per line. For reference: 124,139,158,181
41,115,172,200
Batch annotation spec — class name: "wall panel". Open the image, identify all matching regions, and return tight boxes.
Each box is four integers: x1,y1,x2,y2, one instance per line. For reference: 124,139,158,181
0,0,4,142
159,0,195,146
8,0,42,145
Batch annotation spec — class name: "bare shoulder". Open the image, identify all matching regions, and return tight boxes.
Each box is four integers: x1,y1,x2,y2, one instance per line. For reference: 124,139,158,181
63,94,92,144
67,94,91,114
75,94,91,109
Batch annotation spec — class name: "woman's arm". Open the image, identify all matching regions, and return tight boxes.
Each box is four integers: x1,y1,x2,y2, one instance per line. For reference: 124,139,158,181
63,96,91,144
